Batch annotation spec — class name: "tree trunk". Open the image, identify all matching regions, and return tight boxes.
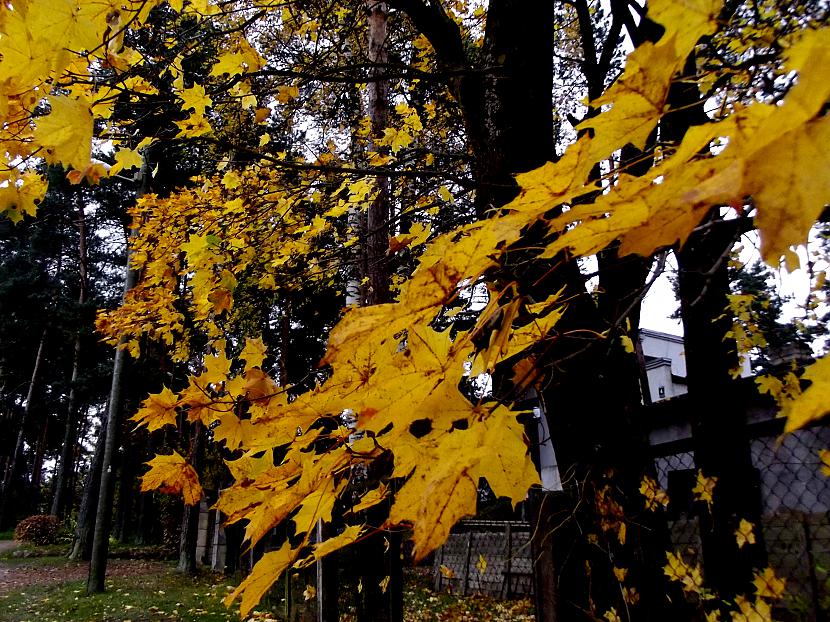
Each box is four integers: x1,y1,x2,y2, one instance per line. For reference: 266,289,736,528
177,422,203,574
86,265,137,593
87,163,147,594
365,0,391,306
677,218,766,602
352,6,402,622
0,325,48,529
52,194,89,519
70,413,107,560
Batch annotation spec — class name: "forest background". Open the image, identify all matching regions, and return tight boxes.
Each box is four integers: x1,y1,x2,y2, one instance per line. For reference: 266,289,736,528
1,0,830,621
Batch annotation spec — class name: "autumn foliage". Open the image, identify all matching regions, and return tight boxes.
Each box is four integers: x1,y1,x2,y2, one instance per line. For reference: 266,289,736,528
14,514,61,545
1,0,829,617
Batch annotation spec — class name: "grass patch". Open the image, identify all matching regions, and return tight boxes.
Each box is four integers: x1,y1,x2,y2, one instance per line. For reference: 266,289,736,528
0,531,14,541
0,561,244,622
0,556,532,622
0,543,69,559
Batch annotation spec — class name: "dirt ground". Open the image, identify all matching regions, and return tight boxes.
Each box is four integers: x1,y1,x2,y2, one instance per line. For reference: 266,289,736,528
0,541,167,594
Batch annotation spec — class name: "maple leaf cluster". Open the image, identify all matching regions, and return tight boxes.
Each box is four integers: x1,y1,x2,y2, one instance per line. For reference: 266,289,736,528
1,0,829,616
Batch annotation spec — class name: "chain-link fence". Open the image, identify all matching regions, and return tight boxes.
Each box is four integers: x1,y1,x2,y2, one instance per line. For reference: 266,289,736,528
654,420,830,620
432,520,533,597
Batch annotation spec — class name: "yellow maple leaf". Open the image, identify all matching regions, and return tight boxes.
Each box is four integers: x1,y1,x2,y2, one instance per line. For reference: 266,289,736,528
750,114,830,267
221,170,241,189
783,355,830,432
276,84,300,103
349,484,389,514
180,84,212,115
207,287,233,314
0,173,47,222
639,475,669,511
111,147,144,175
27,0,102,54
225,451,272,482
380,127,413,154
225,543,297,617
34,95,93,171
140,451,203,505
130,387,180,431
731,595,772,622
735,518,756,549
664,551,704,595
603,608,622,622
240,337,268,369
753,567,786,600
819,450,830,477
175,113,212,138
438,564,455,579
309,524,363,561
210,51,247,77
213,412,254,450
476,554,487,574
692,470,717,508
0,10,56,85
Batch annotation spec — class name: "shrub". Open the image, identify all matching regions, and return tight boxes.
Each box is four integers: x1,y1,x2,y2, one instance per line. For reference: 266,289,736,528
14,515,61,545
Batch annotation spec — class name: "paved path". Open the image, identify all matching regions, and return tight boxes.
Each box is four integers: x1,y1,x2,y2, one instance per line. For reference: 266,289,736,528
0,540,18,588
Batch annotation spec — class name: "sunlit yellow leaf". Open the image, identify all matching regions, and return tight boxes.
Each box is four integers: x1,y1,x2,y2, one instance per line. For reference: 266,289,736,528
140,451,203,505
783,355,830,432
34,95,93,171
180,84,212,115
225,543,297,617
735,519,756,549
692,470,717,508
130,387,179,431
753,567,786,600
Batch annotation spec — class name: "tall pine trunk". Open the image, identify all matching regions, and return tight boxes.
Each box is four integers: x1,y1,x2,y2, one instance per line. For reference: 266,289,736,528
70,413,106,560
52,194,89,519
87,163,147,594
0,326,48,529
352,5,402,622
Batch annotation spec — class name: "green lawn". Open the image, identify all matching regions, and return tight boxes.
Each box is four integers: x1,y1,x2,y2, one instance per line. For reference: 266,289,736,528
0,550,532,622
0,560,246,622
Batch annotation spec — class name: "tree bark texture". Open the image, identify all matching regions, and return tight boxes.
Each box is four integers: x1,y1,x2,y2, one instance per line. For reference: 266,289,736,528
365,0,391,306
87,163,148,594
677,218,766,601
70,413,106,560
52,193,89,519
0,325,48,529
177,422,203,574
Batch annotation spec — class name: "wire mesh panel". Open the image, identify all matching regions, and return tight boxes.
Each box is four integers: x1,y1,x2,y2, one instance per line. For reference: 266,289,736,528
653,448,704,567
751,426,830,618
652,422,830,620
433,521,533,597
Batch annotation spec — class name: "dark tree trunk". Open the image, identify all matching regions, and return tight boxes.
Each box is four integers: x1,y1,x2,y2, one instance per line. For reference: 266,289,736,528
352,6,401,622
677,218,766,601
0,326,48,529
70,413,107,560
87,164,147,594
365,0,391,307
177,422,203,574
667,37,766,602
52,194,89,520
86,280,134,593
